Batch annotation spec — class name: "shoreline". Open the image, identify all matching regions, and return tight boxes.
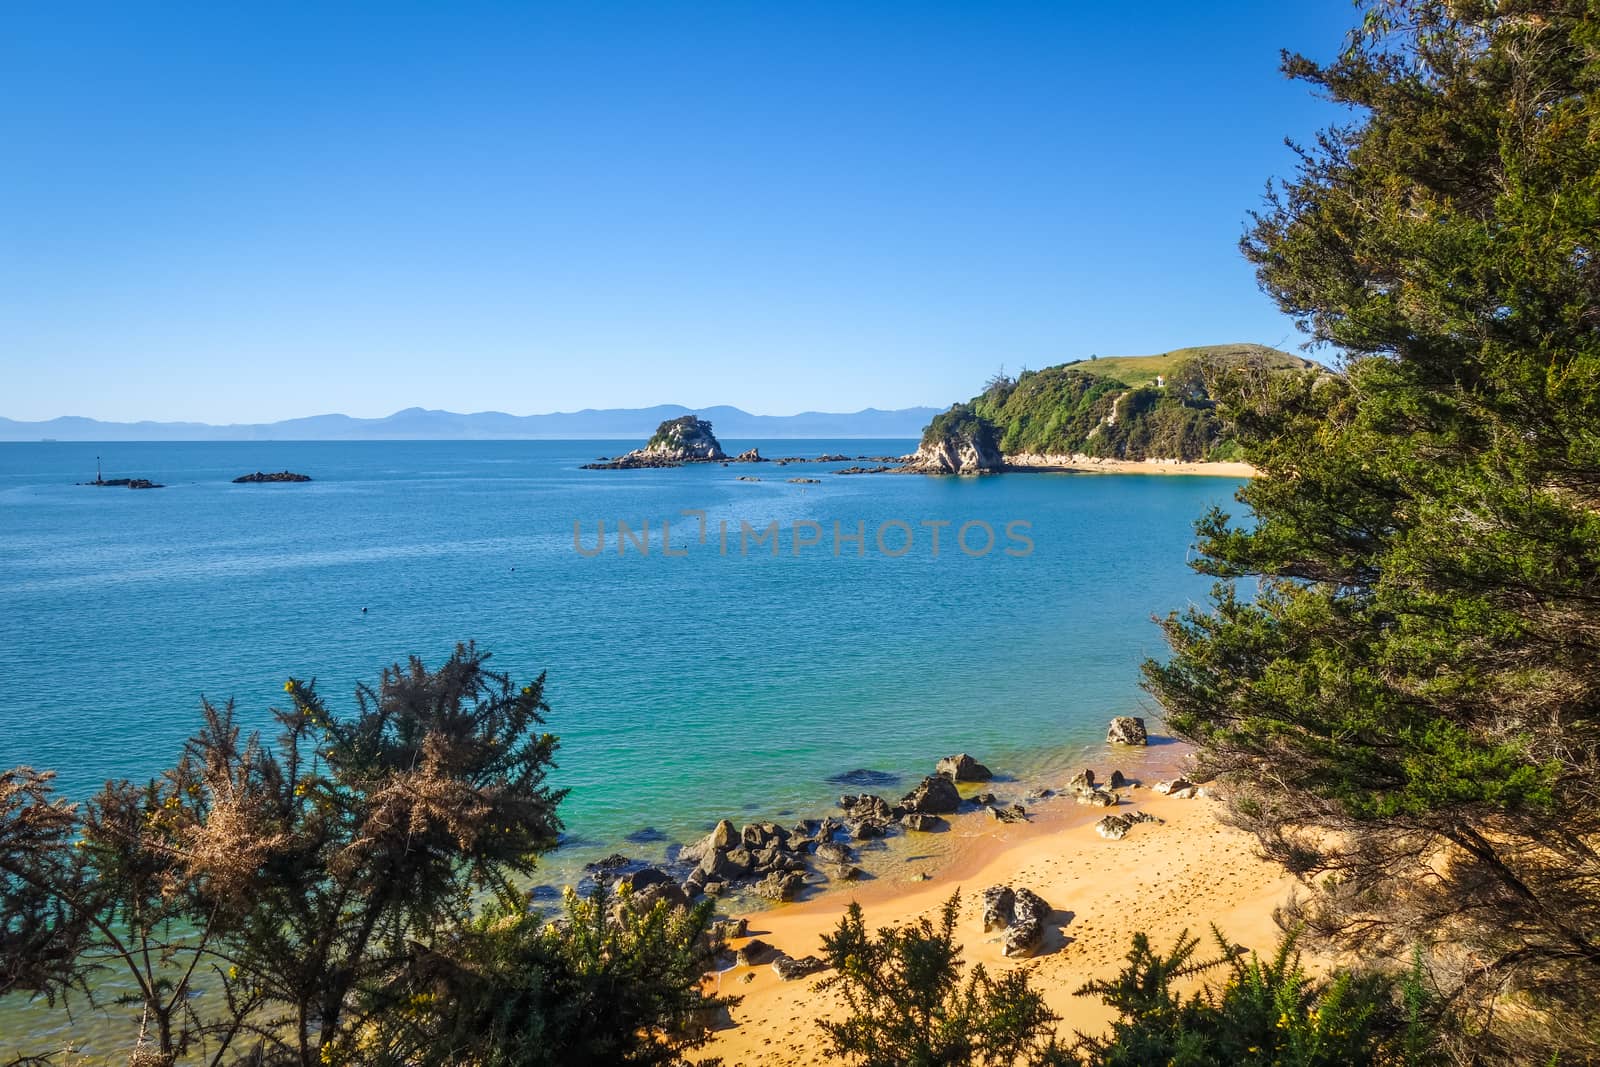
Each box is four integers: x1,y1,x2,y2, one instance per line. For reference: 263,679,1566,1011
697,742,1299,1066
1001,453,1257,478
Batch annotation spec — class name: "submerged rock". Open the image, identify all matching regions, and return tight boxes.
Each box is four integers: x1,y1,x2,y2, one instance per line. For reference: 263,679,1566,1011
827,769,902,789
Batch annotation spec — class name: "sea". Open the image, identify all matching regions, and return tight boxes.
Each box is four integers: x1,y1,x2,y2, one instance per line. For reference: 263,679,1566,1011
0,439,1244,863
0,438,1245,1055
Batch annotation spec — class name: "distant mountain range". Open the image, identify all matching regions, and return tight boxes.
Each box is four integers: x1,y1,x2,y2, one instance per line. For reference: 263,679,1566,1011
0,404,942,442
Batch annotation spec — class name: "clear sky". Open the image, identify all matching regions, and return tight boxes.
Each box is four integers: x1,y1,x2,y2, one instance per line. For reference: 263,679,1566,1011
1,2,1356,423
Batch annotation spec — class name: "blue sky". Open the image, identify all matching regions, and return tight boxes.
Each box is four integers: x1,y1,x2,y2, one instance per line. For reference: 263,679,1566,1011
1,2,1356,423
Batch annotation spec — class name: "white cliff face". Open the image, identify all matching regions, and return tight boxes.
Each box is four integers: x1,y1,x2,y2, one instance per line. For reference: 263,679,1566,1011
912,433,1003,474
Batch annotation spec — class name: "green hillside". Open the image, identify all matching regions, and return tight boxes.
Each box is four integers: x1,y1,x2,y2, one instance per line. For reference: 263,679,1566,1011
921,344,1320,463
1058,344,1317,388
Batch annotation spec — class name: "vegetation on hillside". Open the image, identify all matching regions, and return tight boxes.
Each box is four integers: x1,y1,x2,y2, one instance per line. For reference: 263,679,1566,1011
920,346,1318,462
1145,1,1600,1062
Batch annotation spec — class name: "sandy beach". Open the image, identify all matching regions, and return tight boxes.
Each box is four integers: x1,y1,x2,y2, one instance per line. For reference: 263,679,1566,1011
700,776,1298,1065
1004,453,1258,478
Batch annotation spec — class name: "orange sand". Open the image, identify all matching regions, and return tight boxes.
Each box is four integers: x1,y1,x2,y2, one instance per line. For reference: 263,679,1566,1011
699,789,1297,1066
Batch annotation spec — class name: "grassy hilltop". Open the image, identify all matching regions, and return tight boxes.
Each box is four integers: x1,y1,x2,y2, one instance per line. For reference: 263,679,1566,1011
921,344,1318,463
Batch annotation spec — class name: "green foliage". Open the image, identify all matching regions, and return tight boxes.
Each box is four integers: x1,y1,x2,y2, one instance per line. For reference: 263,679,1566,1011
1077,928,1435,1067
1145,1,1600,1060
0,645,733,1066
817,893,1070,1067
364,883,732,1067
921,346,1316,461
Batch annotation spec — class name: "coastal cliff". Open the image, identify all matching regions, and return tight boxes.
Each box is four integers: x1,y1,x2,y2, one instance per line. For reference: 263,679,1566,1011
912,345,1319,473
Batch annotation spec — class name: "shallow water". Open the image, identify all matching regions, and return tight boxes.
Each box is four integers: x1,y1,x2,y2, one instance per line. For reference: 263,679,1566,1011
0,439,1239,1056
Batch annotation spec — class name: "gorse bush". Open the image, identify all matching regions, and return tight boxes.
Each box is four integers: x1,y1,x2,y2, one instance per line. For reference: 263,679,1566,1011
0,644,728,1066
814,897,1432,1067
817,893,1070,1067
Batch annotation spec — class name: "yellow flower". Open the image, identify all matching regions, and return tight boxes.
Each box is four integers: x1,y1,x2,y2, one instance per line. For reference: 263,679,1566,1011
228,965,239,980
74,840,86,849
284,680,295,692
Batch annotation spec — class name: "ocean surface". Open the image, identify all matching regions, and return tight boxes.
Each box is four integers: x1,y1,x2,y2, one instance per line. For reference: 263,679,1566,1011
0,440,1238,879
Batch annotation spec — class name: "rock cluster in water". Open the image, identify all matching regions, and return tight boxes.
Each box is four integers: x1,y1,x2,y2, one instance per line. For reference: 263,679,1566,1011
81,477,164,489
233,470,312,483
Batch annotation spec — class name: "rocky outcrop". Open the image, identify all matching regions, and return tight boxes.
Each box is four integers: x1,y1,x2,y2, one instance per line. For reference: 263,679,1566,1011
1094,811,1159,840
986,802,1028,823
1067,769,1096,791
1153,777,1194,796
582,416,726,468
898,774,962,815
907,426,1004,474
981,885,1015,931
936,753,993,783
754,870,806,902
900,813,946,832
232,470,311,483
736,938,776,966
1106,716,1149,746
1107,770,1130,789
771,953,828,981
83,477,164,489
980,884,1053,957
732,448,764,462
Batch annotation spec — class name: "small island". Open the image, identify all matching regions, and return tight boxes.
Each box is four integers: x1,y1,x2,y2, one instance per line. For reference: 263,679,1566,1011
81,477,164,490
583,416,764,469
233,470,312,483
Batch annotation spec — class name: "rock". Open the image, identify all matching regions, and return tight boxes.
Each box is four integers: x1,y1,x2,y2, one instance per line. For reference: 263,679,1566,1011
787,477,821,484
981,885,1016,932
742,822,790,851
1003,888,1051,958
834,865,865,881
232,470,311,483
1153,778,1194,796
622,867,673,891
584,853,631,872
827,769,902,789
83,477,166,489
1095,811,1159,840
709,918,748,942
633,882,690,912
815,453,851,462
1106,716,1149,746
908,416,1004,474
839,794,893,821
733,448,764,462
1067,769,1096,792
936,753,994,782
899,775,962,815
754,871,806,902
703,880,726,897
1075,788,1117,808
1095,815,1133,840
987,803,1028,823
1024,788,1054,802
699,846,753,881
1107,770,1130,789
1169,786,1198,800
737,939,777,966
899,813,947,833
850,819,887,840
973,792,997,807
814,841,854,866
582,415,727,468
736,475,761,482
678,819,738,864
771,953,828,981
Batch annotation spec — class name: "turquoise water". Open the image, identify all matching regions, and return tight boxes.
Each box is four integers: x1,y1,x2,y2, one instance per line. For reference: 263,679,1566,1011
0,441,1236,875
